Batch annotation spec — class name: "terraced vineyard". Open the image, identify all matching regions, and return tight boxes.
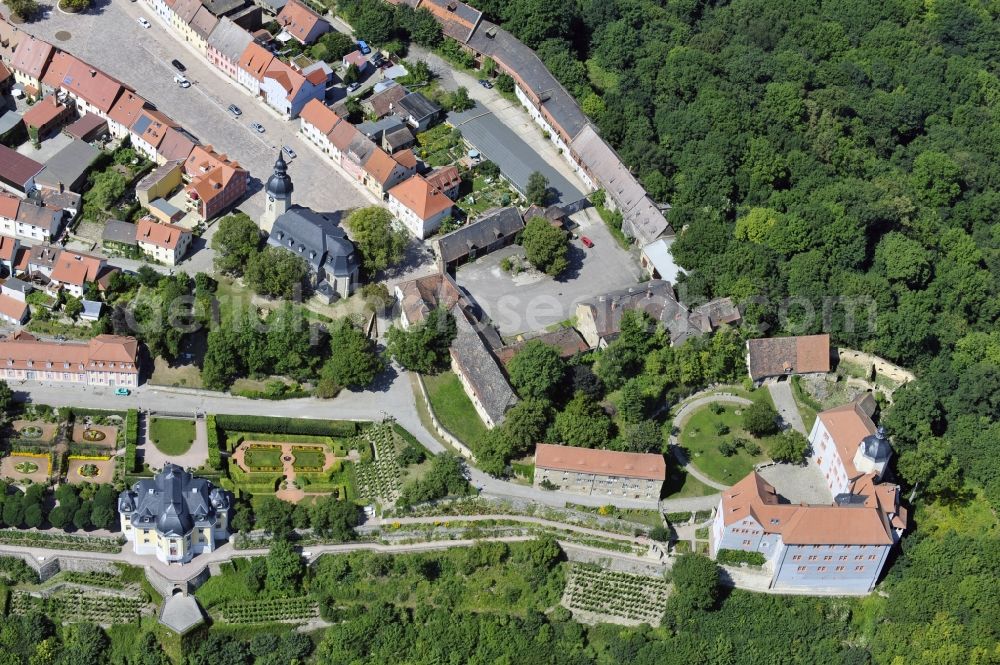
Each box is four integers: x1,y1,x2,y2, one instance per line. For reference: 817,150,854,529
354,424,403,504
220,597,319,624
10,587,148,624
561,564,670,626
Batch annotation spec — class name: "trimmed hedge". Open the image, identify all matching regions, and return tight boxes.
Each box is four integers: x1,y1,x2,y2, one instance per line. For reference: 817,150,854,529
206,415,221,470
68,407,128,420
716,549,767,567
124,409,139,473
213,415,357,437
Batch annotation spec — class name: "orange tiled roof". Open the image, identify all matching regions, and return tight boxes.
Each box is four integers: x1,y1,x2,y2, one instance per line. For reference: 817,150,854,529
58,56,126,113
39,50,75,89
132,109,177,151
23,97,68,132
275,0,327,43
108,90,149,129
0,332,138,373
817,401,877,480
300,98,341,134
0,235,18,261
362,148,400,185
49,250,104,287
393,149,417,170
238,42,273,81
0,193,20,220
0,293,27,322
534,443,666,481
136,216,189,250
389,175,453,221
10,35,53,79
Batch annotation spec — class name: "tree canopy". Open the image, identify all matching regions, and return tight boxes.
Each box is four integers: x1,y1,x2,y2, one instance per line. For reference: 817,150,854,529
521,217,569,276
345,206,409,274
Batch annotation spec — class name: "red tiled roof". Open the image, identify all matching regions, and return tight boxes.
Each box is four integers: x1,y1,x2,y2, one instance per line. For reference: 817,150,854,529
0,332,138,373
389,175,453,221
0,194,20,220
0,293,27,322
0,144,43,188
65,113,109,140
817,401,877,481
49,250,104,287
238,42,273,81
10,35,53,79
275,0,327,43
362,148,400,186
746,334,830,381
392,149,416,170
0,235,18,261
136,216,189,250
107,90,149,129
300,98,341,134
327,119,359,151
57,56,126,113
534,443,666,481
158,127,197,162
425,165,460,192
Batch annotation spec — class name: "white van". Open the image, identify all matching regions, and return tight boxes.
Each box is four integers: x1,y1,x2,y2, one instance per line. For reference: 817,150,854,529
174,75,190,88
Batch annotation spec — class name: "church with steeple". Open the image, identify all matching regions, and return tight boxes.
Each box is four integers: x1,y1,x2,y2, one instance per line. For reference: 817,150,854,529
261,152,360,303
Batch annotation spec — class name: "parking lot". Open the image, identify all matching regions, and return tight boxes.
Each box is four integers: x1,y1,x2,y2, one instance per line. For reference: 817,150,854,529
18,1,370,221
457,208,644,336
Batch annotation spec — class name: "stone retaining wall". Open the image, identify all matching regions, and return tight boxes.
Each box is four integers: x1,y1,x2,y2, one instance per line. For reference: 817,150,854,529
414,375,476,461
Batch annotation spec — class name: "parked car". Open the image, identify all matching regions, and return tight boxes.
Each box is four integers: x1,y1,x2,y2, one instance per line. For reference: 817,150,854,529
174,75,190,88
581,236,594,248
358,40,371,54
115,388,131,396
478,79,493,89
346,82,360,93
137,17,151,28
282,145,297,159
171,59,186,72
250,121,265,133
228,104,242,117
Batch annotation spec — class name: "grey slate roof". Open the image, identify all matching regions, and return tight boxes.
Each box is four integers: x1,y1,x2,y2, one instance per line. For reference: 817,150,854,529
34,139,99,192
103,219,138,246
467,21,587,141
136,160,184,194
449,307,516,425
435,206,523,264
208,17,254,61
159,594,205,634
17,201,63,235
150,198,183,219
2,277,31,294
267,206,359,277
356,115,406,140
570,125,670,244
581,280,703,347
202,0,246,16
447,105,585,206
861,426,892,463
383,126,414,151
118,464,229,537
397,92,441,123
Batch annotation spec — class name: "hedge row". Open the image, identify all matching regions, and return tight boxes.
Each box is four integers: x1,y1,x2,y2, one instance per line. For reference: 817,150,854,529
716,549,767,567
124,409,139,473
68,407,128,421
213,415,357,438
206,415,221,470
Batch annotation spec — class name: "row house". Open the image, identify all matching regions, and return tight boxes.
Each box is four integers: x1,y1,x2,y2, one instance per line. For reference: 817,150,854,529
8,34,52,91
169,0,204,45
107,90,149,138
0,331,138,387
298,98,342,155
360,146,415,199
129,108,178,163
187,6,220,54
259,57,324,118
207,17,253,80
0,193,64,242
236,41,273,95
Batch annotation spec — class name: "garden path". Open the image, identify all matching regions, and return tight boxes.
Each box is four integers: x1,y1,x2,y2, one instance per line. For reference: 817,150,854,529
668,394,753,492
139,414,208,471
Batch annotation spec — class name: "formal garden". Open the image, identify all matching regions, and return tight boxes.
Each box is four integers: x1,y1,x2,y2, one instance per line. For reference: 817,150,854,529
561,563,671,626
353,423,404,504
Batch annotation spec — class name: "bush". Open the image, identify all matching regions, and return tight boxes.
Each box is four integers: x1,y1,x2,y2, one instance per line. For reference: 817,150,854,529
717,440,737,457
124,409,139,473
744,441,762,456
714,422,730,436
715,549,766,567
213,415,357,437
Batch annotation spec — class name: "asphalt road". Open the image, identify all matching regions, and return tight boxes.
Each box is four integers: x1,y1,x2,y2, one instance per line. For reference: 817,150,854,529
19,1,370,222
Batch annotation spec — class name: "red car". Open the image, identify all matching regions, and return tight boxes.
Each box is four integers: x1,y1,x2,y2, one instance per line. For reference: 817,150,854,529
580,236,594,248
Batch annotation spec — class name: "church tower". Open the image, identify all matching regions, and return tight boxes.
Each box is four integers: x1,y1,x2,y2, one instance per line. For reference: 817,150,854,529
261,151,293,230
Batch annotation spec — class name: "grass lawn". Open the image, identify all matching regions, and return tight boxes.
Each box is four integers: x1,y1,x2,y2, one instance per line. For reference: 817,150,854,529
149,418,196,456
422,371,489,448
244,446,284,469
291,448,326,469
149,356,204,389
678,404,770,485
662,466,717,498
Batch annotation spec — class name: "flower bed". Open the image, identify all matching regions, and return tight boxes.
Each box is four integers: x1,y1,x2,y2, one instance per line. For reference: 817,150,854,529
81,429,106,442
18,426,43,439
14,461,38,474
290,446,326,470
243,445,284,470
78,463,100,477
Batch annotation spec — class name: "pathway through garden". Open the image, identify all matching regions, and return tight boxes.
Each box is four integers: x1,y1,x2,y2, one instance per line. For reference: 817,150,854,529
668,393,753,492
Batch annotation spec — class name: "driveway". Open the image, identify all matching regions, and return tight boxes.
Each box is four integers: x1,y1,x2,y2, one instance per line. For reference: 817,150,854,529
456,208,644,335
767,381,808,435
18,1,370,224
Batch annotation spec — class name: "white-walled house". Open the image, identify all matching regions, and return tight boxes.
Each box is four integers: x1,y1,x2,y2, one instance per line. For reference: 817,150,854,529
387,175,453,239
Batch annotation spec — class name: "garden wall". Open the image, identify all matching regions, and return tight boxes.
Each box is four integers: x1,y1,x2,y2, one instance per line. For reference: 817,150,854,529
836,348,915,385
414,375,476,461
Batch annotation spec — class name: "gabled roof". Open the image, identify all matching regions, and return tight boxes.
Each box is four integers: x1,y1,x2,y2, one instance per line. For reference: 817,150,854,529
299,98,341,134
275,0,329,43
50,249,104,286
20,95,66,130
108,90,149,129
172,0,202,24
746,334,831,381
361,147,402,186
158,127,198,162
435,206,523,264
0,332,137,372
10,35,53,79
0,234,18,261
14,199,62,233
0,143,43,187
418,0,482,43
388,175,452,221
136,216,190,250
207,17,254,62
392,148,416,170
237,41,274,80
102,219,138,246
395,272,462,326
425,165,460,194
39,50,75,90
496,328,589,365
363,83,407,118
0,194,19,220
189,5,220,40
267,206,358,276
817,399,878,481
397,91,441,121
57,55,127,113
535,443,665,481
64,112,108,141
0,293,27,322
450,306,516,424
131,108,177,150
327,118,359,151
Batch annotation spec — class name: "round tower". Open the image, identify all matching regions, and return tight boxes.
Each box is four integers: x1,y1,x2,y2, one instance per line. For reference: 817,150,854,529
853,425,892,478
